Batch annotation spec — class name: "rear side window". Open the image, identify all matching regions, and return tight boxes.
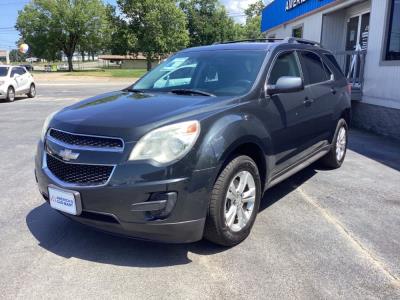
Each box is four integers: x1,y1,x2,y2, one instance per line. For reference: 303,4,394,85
268,51,301,85
18,67,27,75
324,54,345,77
299,51,328,85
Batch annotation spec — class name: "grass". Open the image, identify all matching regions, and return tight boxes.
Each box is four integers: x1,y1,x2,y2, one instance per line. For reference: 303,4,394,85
66,68,147,78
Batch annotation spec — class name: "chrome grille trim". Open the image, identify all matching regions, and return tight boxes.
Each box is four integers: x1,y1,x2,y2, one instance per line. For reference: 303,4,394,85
47,128,124,152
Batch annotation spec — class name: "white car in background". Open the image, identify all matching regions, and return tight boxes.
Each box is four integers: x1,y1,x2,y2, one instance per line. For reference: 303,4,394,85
0,65,36,102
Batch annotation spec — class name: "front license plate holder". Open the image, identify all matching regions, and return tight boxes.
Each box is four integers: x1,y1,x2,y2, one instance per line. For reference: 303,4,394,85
48,184,82,216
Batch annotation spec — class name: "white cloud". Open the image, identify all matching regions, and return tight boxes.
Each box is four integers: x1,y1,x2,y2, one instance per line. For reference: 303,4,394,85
221,0,272,23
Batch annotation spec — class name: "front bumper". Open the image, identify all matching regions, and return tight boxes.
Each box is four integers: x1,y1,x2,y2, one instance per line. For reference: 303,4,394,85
0,86,7,99
35,142,216,243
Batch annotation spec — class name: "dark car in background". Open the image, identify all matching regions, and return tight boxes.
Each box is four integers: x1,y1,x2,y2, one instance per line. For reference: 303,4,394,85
35,38,351,246
19,64,34,72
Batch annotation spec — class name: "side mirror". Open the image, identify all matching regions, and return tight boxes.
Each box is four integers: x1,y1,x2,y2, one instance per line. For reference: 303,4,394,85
267,76,304,95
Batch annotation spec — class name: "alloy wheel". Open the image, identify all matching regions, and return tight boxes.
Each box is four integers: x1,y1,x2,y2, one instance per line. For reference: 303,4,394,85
224,170,256,232
8,88,15,101
336,126,347,161
30,85,36,97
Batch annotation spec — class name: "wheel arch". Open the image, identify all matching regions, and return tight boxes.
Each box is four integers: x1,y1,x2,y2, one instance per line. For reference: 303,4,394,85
218,140,267,192
196,113,272,191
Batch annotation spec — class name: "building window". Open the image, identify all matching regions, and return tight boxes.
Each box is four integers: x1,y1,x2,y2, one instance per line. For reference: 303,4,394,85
385,0,400,60
292,25,303,38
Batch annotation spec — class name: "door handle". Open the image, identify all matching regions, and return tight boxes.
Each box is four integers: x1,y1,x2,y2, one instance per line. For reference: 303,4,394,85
331,87,337,95
303,97,314,106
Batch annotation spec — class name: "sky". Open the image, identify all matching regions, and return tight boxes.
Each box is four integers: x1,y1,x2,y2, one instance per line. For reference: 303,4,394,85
0,0,267,50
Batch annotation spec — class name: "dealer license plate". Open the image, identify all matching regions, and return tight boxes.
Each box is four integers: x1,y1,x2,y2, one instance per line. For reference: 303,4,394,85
48,186,81,215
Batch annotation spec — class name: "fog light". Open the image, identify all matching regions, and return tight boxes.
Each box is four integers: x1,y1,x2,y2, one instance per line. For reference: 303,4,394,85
148,192,177,219
130,192,177,220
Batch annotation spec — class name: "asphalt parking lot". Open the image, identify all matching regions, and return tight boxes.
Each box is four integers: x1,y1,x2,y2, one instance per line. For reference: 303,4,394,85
0,79,399,299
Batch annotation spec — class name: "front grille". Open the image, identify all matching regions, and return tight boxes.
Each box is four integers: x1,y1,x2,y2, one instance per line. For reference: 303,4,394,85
48,129,123,149
46,154,113,185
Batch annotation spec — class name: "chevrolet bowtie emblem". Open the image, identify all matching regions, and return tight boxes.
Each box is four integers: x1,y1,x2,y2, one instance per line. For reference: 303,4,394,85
59,149,80,161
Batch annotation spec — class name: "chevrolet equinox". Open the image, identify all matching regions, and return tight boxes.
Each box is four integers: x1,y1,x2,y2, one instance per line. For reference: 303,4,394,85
35,38,351,246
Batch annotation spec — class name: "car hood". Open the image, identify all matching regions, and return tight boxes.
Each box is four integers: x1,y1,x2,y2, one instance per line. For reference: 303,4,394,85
51,90,235,142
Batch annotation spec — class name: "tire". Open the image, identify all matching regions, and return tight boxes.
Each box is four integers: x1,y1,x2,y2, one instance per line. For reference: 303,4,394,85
319,119,348,169
6,86,15,102
204,155,262,246
27,83,36,98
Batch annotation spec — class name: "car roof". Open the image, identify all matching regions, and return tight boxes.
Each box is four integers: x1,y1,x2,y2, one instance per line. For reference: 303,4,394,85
179,38,330,54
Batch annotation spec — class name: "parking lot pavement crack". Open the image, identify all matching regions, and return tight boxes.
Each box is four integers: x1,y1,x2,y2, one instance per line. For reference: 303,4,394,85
296,186,400,288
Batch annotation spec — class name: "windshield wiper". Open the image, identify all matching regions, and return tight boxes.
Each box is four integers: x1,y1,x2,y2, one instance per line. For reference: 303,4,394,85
170,89,215,97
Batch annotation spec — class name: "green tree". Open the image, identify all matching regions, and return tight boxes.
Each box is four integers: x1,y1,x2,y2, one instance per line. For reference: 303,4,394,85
243,0,265,40
105,4,137,56
16,0,109,71
244,0,265,20
9,49,27,63
118,0,189,71
179,0,240,46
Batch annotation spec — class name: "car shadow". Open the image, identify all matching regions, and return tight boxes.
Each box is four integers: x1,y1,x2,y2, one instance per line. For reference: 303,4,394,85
348,129,400,172
26,165,318,268
259,165,317,212
0,96,28,103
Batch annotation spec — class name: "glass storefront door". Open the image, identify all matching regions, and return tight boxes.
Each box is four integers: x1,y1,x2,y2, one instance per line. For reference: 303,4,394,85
345,12,370,76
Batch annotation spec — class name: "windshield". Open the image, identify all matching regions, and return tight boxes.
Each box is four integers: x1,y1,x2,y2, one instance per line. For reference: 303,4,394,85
0,67,9,77
133,50,266,96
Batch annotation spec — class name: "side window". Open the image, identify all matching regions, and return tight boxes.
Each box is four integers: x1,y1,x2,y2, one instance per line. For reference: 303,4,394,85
323,62,334,80
268,51,301,85
18,67,27,75
10,68,18,77
299,51,328,85
324,54,345,77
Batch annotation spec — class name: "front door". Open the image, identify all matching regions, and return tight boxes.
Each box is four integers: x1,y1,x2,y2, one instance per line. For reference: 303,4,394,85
265,51,312,174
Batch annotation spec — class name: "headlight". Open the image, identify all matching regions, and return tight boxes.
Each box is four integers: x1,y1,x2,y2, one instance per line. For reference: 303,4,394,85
41,110,59,142
129,120,201,164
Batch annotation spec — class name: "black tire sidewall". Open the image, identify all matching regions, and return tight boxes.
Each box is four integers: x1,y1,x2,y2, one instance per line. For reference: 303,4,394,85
7,87,15,102
215,156,262,245
28,84,36,98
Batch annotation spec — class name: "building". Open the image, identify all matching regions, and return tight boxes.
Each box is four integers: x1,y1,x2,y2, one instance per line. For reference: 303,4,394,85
0,50,10,64
261,0,400,139
98,54,160,69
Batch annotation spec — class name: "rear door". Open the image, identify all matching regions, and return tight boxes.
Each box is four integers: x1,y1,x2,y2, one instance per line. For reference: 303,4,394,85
10,67,22,92
17,67,30,91
265,50,315,173
298,50,335,146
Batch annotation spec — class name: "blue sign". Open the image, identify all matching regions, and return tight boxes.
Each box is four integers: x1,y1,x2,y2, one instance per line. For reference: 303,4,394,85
261,0,337,32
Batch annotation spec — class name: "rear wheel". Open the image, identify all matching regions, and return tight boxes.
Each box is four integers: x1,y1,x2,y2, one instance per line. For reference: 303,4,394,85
204,155,261,246
320,119,348,169
27,83,36,98
6,86,15,102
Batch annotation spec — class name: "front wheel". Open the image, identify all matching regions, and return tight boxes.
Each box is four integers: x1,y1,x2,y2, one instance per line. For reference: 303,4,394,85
320,119,348,169
204,155,262,246
6,86,15,102
27,83,36,98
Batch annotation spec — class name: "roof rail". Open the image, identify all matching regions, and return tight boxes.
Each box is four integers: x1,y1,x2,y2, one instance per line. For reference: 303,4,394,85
284,37,321,47
212,37,321,47
213,38,284,45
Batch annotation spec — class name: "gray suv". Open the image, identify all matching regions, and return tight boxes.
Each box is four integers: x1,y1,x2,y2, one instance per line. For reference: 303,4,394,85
35,38,351,246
